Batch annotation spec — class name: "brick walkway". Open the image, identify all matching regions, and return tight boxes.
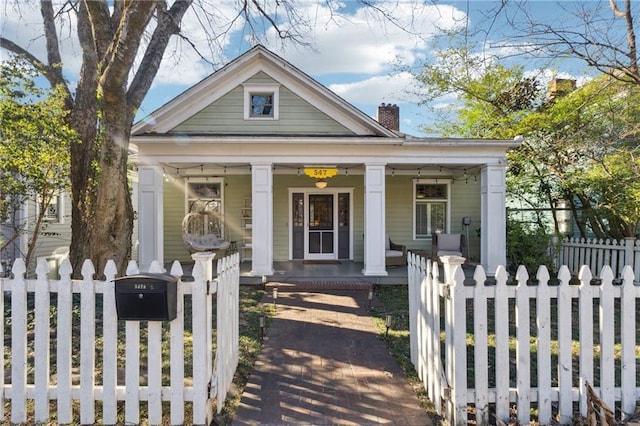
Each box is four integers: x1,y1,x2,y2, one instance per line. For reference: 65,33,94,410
232,288,434,426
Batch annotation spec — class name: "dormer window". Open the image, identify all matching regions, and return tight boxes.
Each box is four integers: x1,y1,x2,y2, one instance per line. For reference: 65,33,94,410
244,84,280,120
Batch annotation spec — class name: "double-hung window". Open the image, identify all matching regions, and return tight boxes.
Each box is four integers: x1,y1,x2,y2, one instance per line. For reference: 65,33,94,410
413,179,450,239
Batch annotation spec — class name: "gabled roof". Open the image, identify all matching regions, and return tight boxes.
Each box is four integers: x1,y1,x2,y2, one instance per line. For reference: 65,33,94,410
132,45,398,137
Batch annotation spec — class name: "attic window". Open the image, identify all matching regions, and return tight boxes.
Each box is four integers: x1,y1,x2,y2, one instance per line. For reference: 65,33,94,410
243,84,280,120
251,94,273,116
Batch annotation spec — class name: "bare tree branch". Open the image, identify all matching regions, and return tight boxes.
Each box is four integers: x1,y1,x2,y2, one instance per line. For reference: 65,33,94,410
503,1,639,85
93,1,157,104
39,0,66,89
127,0,192,112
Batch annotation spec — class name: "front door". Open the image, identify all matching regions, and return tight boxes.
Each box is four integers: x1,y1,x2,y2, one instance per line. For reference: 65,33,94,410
291,190,351,260
307,194,335,259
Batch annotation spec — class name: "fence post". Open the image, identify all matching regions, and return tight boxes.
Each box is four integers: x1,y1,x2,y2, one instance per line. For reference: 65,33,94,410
191,251,216,425
170,261,187,425
441,255,466,285
440,255,467,424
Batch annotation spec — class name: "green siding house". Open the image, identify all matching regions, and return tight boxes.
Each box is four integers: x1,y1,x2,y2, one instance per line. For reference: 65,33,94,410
131,45,518,277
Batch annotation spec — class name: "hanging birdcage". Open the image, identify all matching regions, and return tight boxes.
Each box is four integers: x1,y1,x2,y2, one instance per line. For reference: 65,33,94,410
181,200,230,254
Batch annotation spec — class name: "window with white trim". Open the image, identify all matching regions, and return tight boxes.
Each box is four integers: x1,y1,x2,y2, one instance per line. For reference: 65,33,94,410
243,84,280,120
41,193,64,223
413,179,450,239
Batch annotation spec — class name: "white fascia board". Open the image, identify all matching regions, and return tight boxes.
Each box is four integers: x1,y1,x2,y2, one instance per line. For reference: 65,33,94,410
134,139,513,166
402,138,520,148
132,135,403,145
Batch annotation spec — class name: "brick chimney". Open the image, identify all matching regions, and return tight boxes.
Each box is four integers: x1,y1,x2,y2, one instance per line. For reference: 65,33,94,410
548,78,576,101
377,103,400,131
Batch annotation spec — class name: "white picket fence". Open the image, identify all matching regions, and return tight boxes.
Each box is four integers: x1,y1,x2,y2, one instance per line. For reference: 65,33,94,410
1,251,240,425
559,236,640,279
408,253,640,425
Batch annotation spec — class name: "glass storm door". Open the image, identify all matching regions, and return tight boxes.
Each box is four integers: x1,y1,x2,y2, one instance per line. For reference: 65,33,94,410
307,194,335,259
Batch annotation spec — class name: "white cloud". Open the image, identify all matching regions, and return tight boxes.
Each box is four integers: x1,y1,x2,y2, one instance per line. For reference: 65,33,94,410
524,68,593,89
329,71,422,105
262,2,466,76
1,1,83,82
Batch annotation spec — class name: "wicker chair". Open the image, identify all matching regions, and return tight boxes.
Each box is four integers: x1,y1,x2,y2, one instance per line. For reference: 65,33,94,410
385,235,407,267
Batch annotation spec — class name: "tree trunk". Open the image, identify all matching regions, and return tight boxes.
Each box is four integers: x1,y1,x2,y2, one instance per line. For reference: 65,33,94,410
67,0,152,277
69,102,134,278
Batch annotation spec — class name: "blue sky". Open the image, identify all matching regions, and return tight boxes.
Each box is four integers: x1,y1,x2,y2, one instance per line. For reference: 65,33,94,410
1,1,627,136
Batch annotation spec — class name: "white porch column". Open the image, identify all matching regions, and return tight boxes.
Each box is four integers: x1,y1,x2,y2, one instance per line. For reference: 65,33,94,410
250,163,274,276
138,165,164,272
481,164,507,275
362,163,388,276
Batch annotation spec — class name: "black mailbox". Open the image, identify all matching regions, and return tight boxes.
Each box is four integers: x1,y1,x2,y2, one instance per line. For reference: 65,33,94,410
114,273,178,321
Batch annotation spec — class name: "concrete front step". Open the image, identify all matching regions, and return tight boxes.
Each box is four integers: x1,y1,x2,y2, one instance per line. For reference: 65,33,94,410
264,280,373,292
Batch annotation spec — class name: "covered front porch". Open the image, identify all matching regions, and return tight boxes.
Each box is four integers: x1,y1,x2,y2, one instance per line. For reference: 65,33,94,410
137,156,511,279
176,255,477,286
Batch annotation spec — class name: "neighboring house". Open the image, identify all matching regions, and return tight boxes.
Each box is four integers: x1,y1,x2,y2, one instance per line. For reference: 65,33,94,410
1,191,72,277
132,45,519,277
1,176,140,278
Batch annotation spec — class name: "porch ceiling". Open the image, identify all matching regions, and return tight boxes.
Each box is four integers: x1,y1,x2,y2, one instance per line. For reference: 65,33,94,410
155,162,483,179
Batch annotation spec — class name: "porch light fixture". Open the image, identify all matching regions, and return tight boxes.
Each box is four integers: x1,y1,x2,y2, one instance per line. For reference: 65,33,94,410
305,167,337,189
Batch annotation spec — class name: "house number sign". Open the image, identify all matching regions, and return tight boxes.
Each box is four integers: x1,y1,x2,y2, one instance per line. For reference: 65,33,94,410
304,168,338,178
